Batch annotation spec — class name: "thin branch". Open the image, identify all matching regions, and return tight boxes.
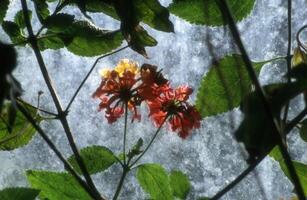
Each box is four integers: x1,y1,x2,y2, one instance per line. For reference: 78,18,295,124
286,107,307,132
211,154,265,200
20,1,103,199
65,45,129,111
123,103,128,164
282,0,293,127
130,115,168,167
17,98,57,116
16,101,97,200
216,1,305,199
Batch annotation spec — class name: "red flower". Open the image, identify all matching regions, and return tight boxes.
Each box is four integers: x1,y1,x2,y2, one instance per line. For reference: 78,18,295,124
93,69,140,123
92,60,169,123
147,86,201,138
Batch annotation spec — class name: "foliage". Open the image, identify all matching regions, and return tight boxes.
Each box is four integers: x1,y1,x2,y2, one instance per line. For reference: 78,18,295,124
0,0,307,200
0,187,39,200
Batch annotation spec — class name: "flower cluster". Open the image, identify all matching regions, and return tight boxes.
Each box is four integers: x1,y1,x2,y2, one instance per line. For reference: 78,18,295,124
93,59,201,138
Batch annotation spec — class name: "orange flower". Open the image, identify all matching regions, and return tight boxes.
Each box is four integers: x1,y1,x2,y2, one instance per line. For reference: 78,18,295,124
147,85,201,138
93,60,169,123
93,60,141,123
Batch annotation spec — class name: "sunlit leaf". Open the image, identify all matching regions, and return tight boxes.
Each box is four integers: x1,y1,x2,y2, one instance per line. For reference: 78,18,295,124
299,119,307,142
68,145,117,175
2,21,25,44
270,147,307,194
14,10,32,29
169,170,191,199
195,54,265,118
26,170,92,200
37,32,65,50
137,163,173,200
61,21,123,57
0,187,39,200
0,101,42,150
169,0,255,26
0,0,9,24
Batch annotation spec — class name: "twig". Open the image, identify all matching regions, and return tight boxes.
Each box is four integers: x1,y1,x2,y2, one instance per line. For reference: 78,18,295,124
282,0,293,127
20,1,103,199
17,98,57,116
286,107,307,132
130,115,168,167
65,45,129,111
16,101,97,200
216,0,305,199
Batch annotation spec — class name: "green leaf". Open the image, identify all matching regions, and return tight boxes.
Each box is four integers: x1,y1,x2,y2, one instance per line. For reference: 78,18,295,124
2,21,25,44
133,0,174,32
169,170,191,199
14,10,32,29
127,138,143,158
236,81,307,162
0,101,42,150
0,0,9,24
137,163,173,200
27,170,92,200
67,145,117,175
127,25,157,57
270,147,307,194
195,54,264,118
37,32,65,50
169,0,255,26
299,119,307,142
33,0,50,23
0,187,40,200
44,14,75,33
62,21,123,57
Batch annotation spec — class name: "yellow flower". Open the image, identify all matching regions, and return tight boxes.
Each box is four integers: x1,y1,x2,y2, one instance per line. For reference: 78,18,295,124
99,68,112,78
114,59,139,76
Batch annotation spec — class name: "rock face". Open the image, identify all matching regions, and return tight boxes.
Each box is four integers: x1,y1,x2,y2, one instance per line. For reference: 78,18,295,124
0,0,306,199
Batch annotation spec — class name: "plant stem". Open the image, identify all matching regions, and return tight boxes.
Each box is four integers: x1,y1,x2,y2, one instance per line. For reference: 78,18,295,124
130,115,168,167
282,0,293,128
17,98,57,116
65,45,129,111
112,167,129,200
286,107,307,132
20,1,103,199
123,103,128,164
16,101,97,200
216,1,305,199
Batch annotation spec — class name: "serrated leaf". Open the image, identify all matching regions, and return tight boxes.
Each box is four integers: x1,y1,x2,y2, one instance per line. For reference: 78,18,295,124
0,101,42,150
44,13,74,33
133,0,174,32
299,119,307,142
2,21,25,44
26,170,92,200
237,81,307,162
169,0,255,26
0,0,9,24
270,147,307,194
37,32,65,50
33,0,50,23
137,163,173,200
14,10,32,29
61,21,123,57
0,187,39,200
68,145,117,175
195,54,264,118
169,170,191,199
